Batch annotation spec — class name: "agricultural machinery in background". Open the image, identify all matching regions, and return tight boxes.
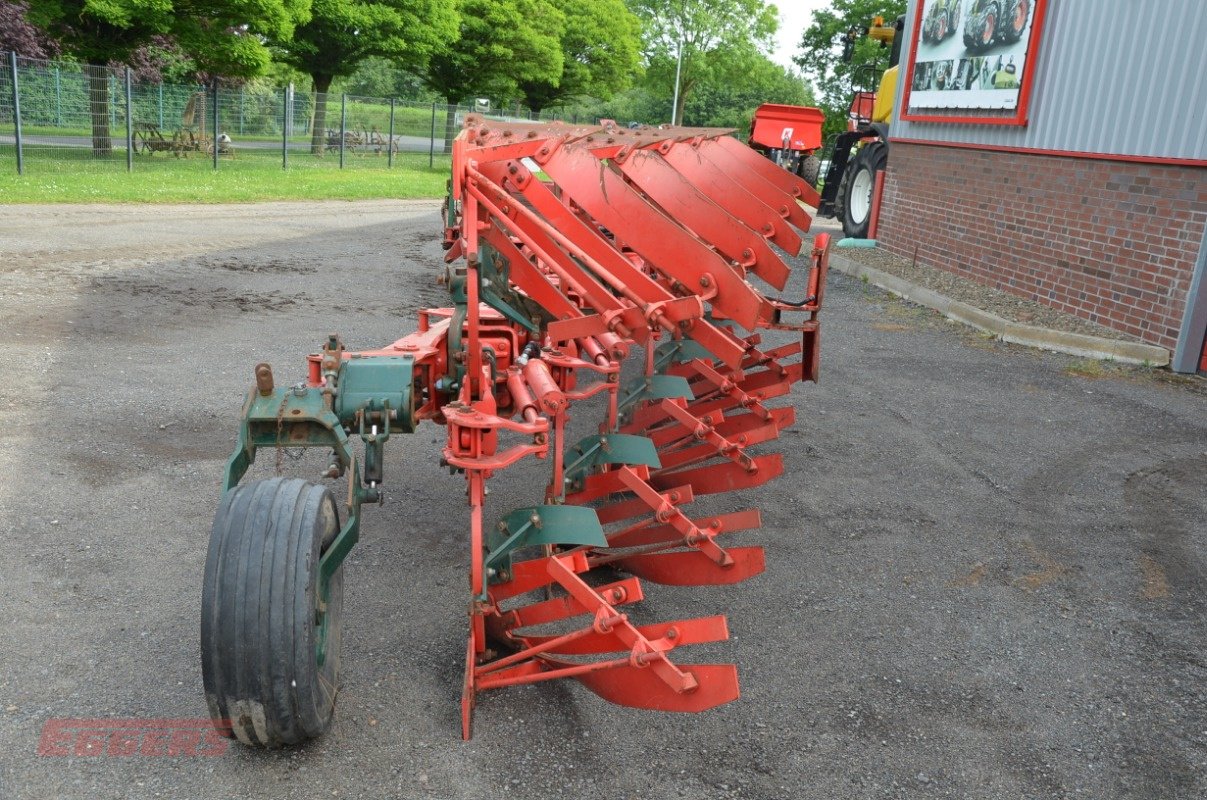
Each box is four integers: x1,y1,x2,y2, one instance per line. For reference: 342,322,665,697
747,103,826,188
200,116,830,744
816,14,903,239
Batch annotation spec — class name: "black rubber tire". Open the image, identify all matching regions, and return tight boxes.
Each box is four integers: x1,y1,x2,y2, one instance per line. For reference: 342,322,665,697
1002,0,1028,43
201,477,344,747
797,154,822,189
838,141,888,239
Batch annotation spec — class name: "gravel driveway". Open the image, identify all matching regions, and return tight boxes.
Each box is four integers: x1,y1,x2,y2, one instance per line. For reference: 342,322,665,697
1,202,1203,800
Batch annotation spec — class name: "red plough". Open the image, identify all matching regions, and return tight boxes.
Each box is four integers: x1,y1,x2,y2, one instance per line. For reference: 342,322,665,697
200,116,830,746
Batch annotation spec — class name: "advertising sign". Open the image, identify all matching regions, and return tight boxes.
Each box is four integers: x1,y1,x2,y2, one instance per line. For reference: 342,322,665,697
901,0,1048,125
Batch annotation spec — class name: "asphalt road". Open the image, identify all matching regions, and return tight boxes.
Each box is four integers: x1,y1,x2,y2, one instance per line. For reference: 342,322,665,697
0,203,1204,800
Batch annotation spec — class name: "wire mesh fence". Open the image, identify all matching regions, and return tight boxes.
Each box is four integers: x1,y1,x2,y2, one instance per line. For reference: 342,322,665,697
0,52,584,176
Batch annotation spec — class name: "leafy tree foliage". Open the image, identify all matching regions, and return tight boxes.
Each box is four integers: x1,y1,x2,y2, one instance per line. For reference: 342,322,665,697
271,0,458,153
0,0,59,58
31,0,307,74
337,56,437,101
423,0,564,105
684,55,814,130
629,0,778,125
423,0,564,148
518,0,641,113
28,0,308,153
794,0,906,139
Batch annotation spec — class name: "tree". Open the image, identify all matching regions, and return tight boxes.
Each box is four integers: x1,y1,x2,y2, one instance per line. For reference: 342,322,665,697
518,0,641,114
271,0,458,155
794,0,905,139
683,53,814,130
338,56,437,100
629,0,778,126
0,0,59,59
423,0,564,149
28,0,308,155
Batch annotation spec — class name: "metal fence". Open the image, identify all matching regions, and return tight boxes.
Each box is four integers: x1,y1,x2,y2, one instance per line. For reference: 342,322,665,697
0,52,586,175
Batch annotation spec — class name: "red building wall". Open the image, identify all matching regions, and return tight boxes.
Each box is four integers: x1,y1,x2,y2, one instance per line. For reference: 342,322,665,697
876,141,1207,352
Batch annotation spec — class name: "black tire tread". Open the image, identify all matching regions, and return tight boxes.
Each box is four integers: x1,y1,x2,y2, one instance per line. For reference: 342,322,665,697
839,141,888,239
798,155,822,189
201,477,343,748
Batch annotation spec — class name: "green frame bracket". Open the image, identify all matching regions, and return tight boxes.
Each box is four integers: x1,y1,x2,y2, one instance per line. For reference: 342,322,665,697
221,382,376,667
564,433,661,484
484,505,607,592
654,338,712,373
618,374,694,415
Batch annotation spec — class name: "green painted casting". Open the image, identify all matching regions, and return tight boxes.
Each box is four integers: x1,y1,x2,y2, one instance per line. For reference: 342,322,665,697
564,434,661,483
618,374,694,414
654,338,712,371
334,356,415,431
484,505,607,588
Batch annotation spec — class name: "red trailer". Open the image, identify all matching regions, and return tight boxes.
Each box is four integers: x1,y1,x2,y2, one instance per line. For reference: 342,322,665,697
748,103,825,187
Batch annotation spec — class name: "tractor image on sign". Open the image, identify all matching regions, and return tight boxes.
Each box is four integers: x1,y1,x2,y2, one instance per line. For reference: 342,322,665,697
199,117,831,744
922,0,961,44
964,0,1031,51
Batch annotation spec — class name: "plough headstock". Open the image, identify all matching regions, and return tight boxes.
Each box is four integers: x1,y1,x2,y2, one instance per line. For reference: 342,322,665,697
201,115,830,746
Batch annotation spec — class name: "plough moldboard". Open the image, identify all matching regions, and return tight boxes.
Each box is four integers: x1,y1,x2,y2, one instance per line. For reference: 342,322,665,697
200,115,831,746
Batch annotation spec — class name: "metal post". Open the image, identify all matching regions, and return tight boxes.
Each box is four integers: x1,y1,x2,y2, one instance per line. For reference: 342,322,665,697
339,93,346,168
238,86,244,135
282,85,290,170
54,66,61,125
671,38,683,125
158,83,163,128
429,102,437,167
212,81,219,170
124,67,133,172
9,52,23,175
387,98,395,168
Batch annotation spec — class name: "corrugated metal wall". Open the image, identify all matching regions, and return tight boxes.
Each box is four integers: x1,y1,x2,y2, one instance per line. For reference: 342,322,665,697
892,0,1207,160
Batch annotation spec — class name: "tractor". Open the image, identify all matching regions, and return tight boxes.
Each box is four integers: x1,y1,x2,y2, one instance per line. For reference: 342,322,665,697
964,0,1031,51
815,15,903,239
922,0,961,44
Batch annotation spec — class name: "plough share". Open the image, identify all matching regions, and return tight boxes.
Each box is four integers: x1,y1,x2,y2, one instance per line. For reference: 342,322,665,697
200,116,831,745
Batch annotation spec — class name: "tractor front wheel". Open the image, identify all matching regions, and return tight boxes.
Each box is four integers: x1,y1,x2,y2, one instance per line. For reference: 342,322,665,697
201,477,345,747
837,141,888,239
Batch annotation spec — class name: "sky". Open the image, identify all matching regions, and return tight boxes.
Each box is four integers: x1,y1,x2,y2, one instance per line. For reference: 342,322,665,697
772,0,830,70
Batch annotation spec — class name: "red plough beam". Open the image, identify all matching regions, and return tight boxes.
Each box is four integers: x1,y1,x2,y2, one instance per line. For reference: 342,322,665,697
204,115,830,747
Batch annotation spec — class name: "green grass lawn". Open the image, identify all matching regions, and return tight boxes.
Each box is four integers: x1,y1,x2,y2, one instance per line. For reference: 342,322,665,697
0,148,450,203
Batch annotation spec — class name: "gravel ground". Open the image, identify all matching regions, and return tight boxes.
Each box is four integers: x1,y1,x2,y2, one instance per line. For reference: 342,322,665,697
1,202,1204,800
834,242,1137,341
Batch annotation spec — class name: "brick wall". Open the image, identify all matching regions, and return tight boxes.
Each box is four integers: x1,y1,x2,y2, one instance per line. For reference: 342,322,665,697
876,141,1207,351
